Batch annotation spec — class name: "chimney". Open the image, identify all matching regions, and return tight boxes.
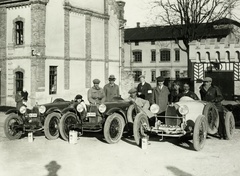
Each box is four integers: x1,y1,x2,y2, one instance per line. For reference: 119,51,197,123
137,22,140,28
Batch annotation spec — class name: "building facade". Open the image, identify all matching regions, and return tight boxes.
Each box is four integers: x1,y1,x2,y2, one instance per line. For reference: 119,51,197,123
0,0,126,107
189,18,240,100
124,24,188,87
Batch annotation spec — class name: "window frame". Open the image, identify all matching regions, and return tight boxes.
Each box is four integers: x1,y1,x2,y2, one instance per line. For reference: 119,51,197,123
151,50,156,62
151,70,156,82
160,49,171,62
132,50,142,62
133,70,142,82
175,49,180,61
15,71,24,91
49,66,58,95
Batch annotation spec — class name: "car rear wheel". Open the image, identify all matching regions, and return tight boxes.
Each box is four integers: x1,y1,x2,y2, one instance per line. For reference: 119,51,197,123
203,103,219,134
104,113,125,144
44,112,60,140
193,115,207,151
4,113,23,140
225,111,235,140
133,113,150,146
59,112,78,141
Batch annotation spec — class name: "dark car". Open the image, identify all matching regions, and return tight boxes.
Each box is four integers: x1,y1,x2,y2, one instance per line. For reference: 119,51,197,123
4,98,71,140
59,98,133,144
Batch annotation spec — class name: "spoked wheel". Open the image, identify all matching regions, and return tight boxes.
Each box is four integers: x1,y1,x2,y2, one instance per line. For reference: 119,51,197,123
44,112,61,140
203,103,219,134
4,114,23,140
193,115,207,151
59,112,78,141
225,111,235,140
133,113,150,146
104,113,125,144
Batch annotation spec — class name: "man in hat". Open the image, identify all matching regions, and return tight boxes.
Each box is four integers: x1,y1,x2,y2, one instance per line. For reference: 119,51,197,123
152,76,170,115
137,75,153,104
103,75,120,102
199,77,225,139
179,83,199,100
88,79,105,105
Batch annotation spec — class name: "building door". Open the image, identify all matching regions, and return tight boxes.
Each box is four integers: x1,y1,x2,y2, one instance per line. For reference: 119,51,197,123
205,71,234,100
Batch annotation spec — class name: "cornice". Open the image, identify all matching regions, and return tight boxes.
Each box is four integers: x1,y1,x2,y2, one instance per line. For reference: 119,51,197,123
0,0,49,8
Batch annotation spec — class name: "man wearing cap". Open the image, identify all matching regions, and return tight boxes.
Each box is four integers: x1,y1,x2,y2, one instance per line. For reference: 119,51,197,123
126,88,154,118
137,75,153,104
103,75,120,102
152,76,170,115
88,79,106,105
199,77,225,139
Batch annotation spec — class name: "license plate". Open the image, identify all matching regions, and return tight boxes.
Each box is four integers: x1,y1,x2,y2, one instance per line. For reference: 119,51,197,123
86,112,96,117
29,113,37,118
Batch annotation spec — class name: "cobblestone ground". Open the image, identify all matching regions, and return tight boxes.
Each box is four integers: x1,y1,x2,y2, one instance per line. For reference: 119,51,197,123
0,112,240,176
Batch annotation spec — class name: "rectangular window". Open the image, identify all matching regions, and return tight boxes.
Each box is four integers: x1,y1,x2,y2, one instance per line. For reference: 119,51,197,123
160,50,170,61
133,51,142,62
160,70,169,77
16,21,23,45
175,71,180,78
135,41,139,46
175,49,180,61
49,66,57,94
133,71,142,82
151,50,156,62
151,70,156,82
16,71,24,91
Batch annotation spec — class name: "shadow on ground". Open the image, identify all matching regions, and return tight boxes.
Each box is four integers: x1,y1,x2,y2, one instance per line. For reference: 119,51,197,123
166,166,193,176
45,161,61,176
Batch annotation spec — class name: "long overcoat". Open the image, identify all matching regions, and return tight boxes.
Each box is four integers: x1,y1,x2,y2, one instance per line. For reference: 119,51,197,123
152,85,170,113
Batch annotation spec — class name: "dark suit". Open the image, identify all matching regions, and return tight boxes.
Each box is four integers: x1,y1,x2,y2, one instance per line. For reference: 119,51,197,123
137,82,153,104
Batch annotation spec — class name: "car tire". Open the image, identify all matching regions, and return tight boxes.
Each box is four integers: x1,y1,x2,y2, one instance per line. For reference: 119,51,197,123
104,113,125,144
193,115,207,151
203,103,219,134
133,113,150,146
44,112,60,140
225,111,235,140
59,112,78,141
4,113,23,140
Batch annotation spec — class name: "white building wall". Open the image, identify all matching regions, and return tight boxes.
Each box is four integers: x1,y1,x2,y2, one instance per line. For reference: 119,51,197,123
69,0,104,14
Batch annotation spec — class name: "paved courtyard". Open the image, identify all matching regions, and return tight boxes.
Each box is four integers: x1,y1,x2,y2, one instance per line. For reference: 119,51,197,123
0,113,240,176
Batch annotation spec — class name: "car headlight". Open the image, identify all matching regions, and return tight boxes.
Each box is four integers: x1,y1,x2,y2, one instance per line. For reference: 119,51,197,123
39,105,46,114
19,106,26,114
77,104,84,113
178,105,189,115
150,104,160,114
98,104,107,113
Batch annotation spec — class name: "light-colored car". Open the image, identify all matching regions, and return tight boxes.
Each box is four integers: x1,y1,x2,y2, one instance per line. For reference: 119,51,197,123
133,96,235,151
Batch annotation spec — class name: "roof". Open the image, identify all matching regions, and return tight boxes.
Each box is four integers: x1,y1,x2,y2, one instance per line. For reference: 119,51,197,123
0,0,29,5
124,18,239,42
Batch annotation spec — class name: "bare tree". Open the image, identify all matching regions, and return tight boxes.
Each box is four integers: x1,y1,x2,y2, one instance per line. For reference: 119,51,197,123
150,0,240,77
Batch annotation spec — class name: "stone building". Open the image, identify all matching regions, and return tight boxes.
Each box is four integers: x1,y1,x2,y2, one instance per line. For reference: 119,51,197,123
189,18,240,100
0,0,126,107
124,23,188,87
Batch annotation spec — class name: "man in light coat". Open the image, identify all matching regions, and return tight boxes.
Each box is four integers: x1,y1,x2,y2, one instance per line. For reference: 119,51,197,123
103,75,120,102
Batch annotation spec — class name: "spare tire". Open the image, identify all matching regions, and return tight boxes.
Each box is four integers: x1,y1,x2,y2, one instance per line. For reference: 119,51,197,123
203,103,219,134
225,111,235,140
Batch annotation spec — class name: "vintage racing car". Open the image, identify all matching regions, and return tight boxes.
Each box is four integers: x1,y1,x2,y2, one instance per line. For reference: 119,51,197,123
4,98,71,140
59,98,133,144
133,96,235,151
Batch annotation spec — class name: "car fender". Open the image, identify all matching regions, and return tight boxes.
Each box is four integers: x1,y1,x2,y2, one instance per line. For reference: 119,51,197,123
61,107,77,114
105,108,127,123
45,107,62,116
5,108,19,115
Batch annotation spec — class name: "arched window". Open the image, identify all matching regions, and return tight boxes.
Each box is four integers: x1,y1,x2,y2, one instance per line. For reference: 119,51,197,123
235,51,240,62
206,52,210,62
15,21,23,45
225,51,230,62
196,52,201,62
216,51,220,62
16,71,23,91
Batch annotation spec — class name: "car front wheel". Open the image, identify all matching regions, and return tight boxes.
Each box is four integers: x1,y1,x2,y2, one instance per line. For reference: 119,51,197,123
193,115,207,151
59,112,78,141
4,113,23,140
203,103,219,134
225,111,235,140
44,112,60,140
104,113,125,144
133,113,150,146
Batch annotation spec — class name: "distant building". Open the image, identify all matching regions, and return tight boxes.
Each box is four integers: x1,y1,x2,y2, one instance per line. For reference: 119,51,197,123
124,23,188,87
189,18,240,100
0,0,126,106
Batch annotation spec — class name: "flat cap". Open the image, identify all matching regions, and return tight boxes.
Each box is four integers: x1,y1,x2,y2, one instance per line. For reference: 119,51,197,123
75,94,82,100
128,88,137,94
156,76,165,82
108,75,116,80
203,77,212,82
93,79,100,84
138,75,145,79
